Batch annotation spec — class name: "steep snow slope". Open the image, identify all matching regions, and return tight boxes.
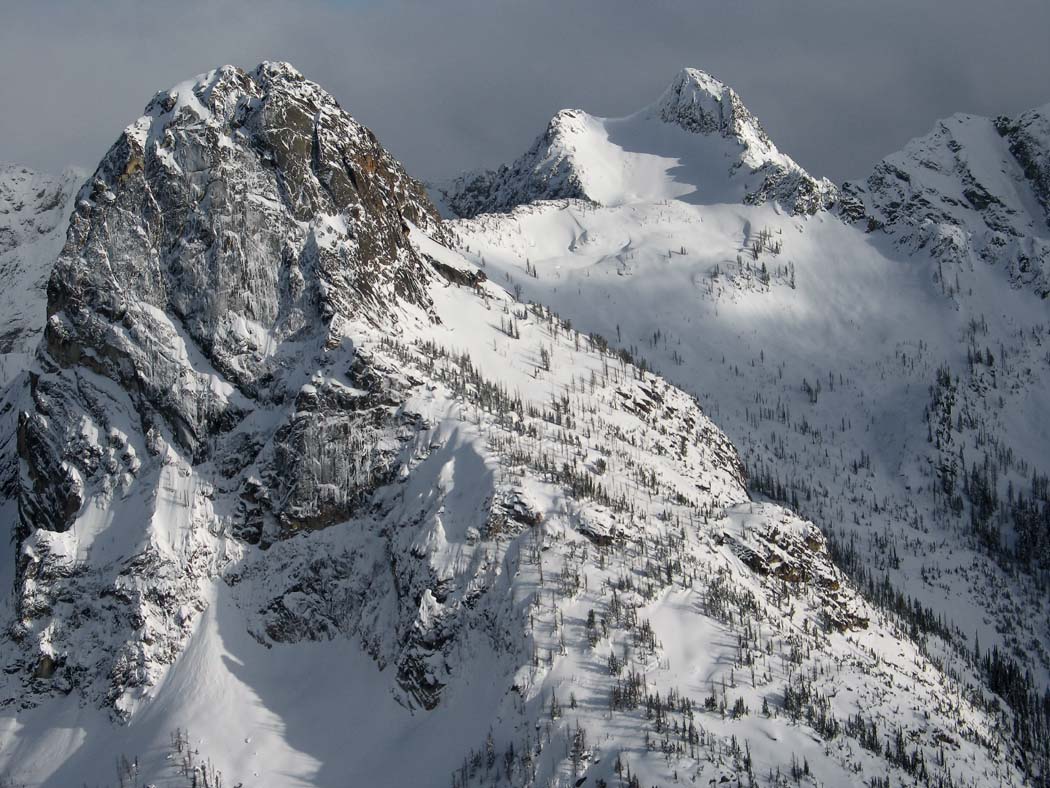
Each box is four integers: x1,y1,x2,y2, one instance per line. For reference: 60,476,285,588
0,63,1028,788
450,82,1050,782
435,69,836,219
0,165,81,383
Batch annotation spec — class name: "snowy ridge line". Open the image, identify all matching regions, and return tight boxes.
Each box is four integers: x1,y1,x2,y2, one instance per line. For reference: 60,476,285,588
449,86,1050,783
0,60,1040,787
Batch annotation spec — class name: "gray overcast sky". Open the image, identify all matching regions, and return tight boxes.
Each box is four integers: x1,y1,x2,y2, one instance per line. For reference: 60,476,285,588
2,0,1049,184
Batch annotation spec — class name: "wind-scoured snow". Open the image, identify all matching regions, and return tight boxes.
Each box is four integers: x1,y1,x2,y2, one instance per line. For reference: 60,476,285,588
434,69,837,220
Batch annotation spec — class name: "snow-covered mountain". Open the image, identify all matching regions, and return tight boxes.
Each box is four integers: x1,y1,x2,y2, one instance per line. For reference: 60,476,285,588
448,72,1050,784
841,104,1050,295
0,62,1034,788
0,164,81,384
434,69,837,219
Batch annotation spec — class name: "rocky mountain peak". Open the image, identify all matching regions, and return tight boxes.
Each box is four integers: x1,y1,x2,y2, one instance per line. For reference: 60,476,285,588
436,67,837,218
9,62,461,715
22,59,450,543
651,68,772,151
841,102,1050,294
46,60,442,403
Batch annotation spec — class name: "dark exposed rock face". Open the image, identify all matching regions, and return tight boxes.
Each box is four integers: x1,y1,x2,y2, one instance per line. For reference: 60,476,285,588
47,61,437,404
716,504,868,633
999,105,1050,224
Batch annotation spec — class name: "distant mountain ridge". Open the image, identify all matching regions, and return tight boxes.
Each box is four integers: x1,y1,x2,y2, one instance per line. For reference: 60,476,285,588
435,68,837,219
440,68,1050,302
0,164,81,382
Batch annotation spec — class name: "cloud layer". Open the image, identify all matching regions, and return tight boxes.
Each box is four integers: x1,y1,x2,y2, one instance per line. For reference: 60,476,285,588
3,0,1049,183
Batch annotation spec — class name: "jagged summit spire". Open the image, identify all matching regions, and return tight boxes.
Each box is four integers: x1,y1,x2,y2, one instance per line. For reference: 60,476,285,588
660,67,733,107
649,67,777,158
139,61,332,141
